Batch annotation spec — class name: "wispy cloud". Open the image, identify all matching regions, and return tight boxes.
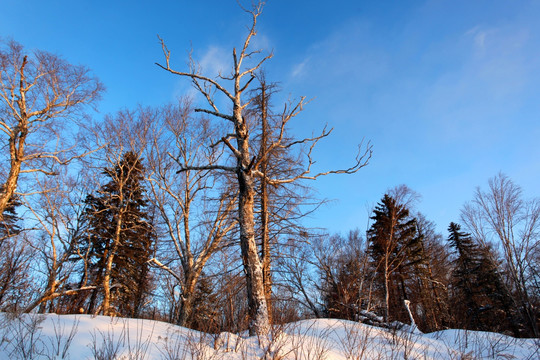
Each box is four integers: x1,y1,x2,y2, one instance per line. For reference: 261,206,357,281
170,45,232,105
198,45,231,78
250,32,272,54
285,18,389,88
291,57,310,78
466,26,489,50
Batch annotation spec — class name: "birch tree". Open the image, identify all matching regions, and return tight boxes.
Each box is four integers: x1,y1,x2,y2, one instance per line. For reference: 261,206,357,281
0,40,103,221
461,173,540,337
146,99,237,327
157,2,371,335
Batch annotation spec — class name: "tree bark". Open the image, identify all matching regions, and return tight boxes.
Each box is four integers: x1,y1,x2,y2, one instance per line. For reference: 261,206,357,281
237,164,270,336
0,56,28,220
178,276,197,327
101,206,124,316
259,82,272,323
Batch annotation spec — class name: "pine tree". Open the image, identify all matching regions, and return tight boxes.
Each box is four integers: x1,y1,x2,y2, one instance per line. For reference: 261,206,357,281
81,152,155,317
367,194,423,323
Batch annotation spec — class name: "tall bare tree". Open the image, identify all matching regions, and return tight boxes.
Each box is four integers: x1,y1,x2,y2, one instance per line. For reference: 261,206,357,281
0,40,103,221
146,99,236,327
157,2,371,335
247,74,320,323
461,173,540,337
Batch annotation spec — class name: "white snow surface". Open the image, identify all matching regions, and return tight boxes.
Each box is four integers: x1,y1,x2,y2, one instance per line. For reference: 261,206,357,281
0,313,537,359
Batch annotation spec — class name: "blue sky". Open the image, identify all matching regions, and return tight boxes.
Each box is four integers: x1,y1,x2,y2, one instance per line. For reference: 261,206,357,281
2,0,539,236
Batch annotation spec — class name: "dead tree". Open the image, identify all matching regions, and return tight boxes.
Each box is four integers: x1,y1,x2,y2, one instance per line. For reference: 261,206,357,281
0,40,103,221
157,2,371,335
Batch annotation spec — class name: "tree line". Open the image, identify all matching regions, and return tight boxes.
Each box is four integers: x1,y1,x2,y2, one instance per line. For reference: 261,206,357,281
312,181,539,338
0,3,538,338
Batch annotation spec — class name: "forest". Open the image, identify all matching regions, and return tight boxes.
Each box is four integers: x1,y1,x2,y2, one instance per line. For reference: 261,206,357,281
0,2,538,349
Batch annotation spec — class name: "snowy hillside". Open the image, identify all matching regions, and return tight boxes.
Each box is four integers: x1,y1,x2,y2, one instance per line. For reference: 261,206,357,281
0,313,537,359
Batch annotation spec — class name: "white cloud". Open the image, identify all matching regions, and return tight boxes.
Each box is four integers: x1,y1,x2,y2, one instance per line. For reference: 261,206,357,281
250,32,272,53
466,25,488,50
285,18,389,86
198,45,231,78
291,57,310,78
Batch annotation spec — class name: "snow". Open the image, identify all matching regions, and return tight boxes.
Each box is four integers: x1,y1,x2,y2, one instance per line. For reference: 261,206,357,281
0,313,537,359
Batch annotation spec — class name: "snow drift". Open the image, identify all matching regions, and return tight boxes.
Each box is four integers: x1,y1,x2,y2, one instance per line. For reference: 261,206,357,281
0,313,537,359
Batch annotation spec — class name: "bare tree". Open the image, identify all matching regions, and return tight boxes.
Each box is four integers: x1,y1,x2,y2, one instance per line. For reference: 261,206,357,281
0,40,103,221
157,2,371,335
247,73,323,323
388,184,421,209
0,233,32,311
249,76,275,321
146,99,236,327
277,245,322,318
313,230,368,320
461,173,540,337
21,169,96,313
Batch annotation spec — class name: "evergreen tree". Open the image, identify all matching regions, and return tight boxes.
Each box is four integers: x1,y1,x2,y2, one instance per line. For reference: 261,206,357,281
0,189,28,311
447,222,484,329
189,274,220,332
367,194,423,323
0,188,21,241
411,215,452,332
476,244,521,335
81,152,155,317
447,222,518,334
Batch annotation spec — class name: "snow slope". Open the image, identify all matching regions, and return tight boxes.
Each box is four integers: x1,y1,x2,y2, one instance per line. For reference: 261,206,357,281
0,314,537,359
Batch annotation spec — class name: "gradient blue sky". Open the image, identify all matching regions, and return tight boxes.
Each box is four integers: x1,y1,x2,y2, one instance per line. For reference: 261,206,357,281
2,0,539,236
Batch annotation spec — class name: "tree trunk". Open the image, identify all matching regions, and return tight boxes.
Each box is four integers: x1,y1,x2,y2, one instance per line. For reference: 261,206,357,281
238,169,270,336
0,56,28,220
102,211,123,316
384,257,390,323
259,83,272,323
260,182,272,319
0,123,26,221
177,276,197,327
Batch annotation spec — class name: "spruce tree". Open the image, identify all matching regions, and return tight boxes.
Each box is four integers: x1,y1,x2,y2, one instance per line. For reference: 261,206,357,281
81,152,155,317
367,194,423,323
411,215,452,331
447,222,483,329
447,222,518,333
476,244,521,335
189,274,220,332
0,189,21,241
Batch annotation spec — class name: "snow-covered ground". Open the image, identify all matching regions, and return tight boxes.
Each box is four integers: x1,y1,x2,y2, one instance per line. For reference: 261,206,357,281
0,313,537,359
